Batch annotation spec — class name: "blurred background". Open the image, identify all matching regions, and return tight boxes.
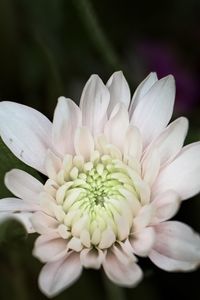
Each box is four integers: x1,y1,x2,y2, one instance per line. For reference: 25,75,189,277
0,0,200,299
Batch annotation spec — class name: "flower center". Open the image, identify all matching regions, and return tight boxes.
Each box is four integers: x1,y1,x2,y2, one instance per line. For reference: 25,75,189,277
43,146,147,251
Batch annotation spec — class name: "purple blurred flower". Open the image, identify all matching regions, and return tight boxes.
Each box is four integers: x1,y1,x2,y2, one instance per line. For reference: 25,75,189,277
137,41,199,113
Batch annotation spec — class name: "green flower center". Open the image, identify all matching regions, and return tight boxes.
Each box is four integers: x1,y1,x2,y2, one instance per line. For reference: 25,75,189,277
44,149,145,250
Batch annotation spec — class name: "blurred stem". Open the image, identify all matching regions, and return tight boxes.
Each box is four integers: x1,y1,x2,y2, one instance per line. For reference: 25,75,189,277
72,0,121,69
11,249,30,300
34,32,63,95
102,274,126,300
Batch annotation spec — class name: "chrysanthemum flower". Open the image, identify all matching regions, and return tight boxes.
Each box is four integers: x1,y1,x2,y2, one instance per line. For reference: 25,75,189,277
0,72,200,297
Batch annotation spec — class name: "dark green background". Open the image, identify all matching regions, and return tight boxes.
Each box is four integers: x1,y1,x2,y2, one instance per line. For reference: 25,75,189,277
0,0,200,299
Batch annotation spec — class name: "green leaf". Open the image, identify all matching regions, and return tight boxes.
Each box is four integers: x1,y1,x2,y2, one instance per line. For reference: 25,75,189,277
0,137,44,198
0,219,27,244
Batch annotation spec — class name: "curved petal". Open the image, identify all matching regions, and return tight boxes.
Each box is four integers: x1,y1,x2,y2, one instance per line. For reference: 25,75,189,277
33,232,68,263
31,211,59,234
0,212,35,233
123,126,142,161
5,169,43,203
80,75,110,135
152,142,200,200
104,103,129,150
103,251,143,287
133,204,155,231
80,248,105,269
142,148,160,186
129,72,158,117
106,71,130,116
149,221,200,271
130,75,175,147
130,227,155,257
52,97,82,156
44,150,62,180
151,190,180,224
74,127,94,161
0,101,52,174
144,117,188,168
38,252,82,298
0,198,39,212
149,249,199,272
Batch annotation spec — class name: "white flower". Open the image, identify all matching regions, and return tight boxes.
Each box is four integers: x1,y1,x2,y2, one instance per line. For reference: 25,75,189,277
0,71,200,297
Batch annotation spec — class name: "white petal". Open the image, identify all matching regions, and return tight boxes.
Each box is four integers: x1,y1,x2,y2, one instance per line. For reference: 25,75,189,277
74,127,94,161
33,232,68,263
98,227,116,249
131,227,155,257
149,250,199,272
5,169,43,203
106,71,130,116
149,221,200,271
0,198,39,212
130,75,175,147
123,126,142,161
52,97,82,156
68,237,83,252
111,243,136,265
80,248,105,269
115,214,130,241
133,204,155,231
104,103,129,150
151,190,180,224
0,101,52,174
0,212,35,233
142,148,160,186
144,117,188,168
153,142,200,200
129,72,158,117
80,75,110,135
44,150,62,180
31,211,59,234
103,252,143,287
38,252,82,298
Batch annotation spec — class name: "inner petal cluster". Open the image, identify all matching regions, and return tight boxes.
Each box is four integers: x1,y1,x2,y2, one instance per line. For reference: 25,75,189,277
43,146,144,251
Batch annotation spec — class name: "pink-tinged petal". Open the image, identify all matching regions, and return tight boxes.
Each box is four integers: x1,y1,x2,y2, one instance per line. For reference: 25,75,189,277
142,148,160,186
31,211,59,234
133,204,155,231
68,237,83,252
144,117,188,168
80,248,105,269
129,72,158,117
5,169,43,203
74,127,94,161
80,75,110,135
99,227,116,249
0,101,52,174
123,126,142,161
149,250,199,272
111,243,136,265
130,75,175,147
149,221,200,271
44,150,62,180
151,190,180,224
152,142,200,200
0,212,35,233
33,232,68,263
38,252,82,298
52,97,82,156
0,198,39,212
106,71,130,116
38,192,57,217
103,251,143,287
130,227,155,257
104,103,129,150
